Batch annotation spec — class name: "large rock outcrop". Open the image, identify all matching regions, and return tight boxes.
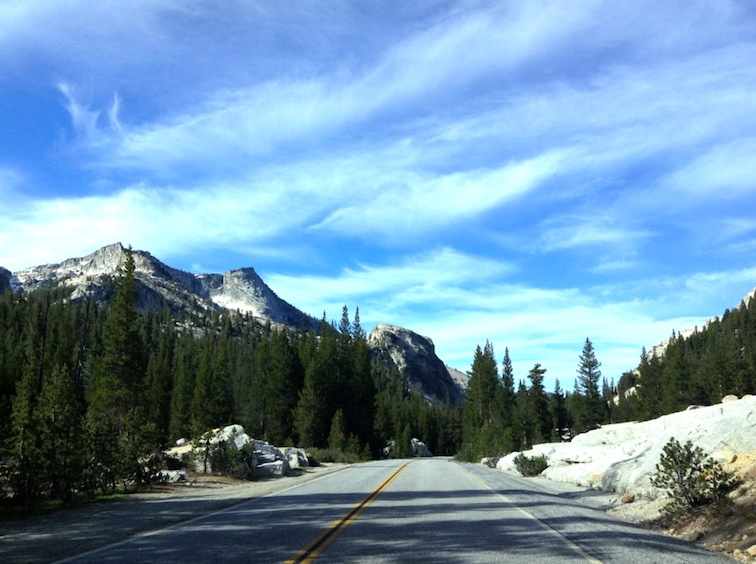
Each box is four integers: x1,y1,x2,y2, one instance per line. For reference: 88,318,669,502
175,424,299,479
496,395,756,500
368,324,465,405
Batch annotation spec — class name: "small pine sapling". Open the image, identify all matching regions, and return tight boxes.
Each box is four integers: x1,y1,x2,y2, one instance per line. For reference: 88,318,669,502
651,438,739,520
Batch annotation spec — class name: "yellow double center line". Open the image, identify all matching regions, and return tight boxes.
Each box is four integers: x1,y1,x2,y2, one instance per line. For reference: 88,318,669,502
286,461,413,563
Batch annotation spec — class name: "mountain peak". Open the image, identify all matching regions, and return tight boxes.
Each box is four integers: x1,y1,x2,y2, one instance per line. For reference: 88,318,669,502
369,323,464,405
10,243,315,327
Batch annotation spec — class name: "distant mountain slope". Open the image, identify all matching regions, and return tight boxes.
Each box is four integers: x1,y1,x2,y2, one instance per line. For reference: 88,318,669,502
647,286,756,359
368,323,466,405
9,243,315,327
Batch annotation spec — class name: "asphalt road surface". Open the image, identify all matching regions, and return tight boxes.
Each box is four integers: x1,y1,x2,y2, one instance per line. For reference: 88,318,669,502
49,458,730,563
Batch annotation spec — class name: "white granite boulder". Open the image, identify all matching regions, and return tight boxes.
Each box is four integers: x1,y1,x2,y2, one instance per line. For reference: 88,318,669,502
283,447,310,470
496,396,756,500
189,424,296,479
412,438,433,457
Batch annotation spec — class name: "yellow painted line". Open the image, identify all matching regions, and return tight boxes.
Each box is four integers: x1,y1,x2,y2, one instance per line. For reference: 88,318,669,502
458,464,603,564
286,461,413,563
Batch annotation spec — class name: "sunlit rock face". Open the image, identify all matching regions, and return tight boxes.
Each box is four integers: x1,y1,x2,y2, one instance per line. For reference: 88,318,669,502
496,395,756,500
368,323,466,406
202,267,309,327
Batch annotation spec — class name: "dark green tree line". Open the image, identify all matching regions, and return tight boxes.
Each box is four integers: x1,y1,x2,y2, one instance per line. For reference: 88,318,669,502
1,274,460,503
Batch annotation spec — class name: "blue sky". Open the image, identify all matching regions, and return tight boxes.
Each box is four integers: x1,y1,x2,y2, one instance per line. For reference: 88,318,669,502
2,1,756,389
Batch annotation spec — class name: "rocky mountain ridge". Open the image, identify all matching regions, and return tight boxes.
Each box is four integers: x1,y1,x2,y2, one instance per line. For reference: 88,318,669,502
3,243,467,404
7,243,315,328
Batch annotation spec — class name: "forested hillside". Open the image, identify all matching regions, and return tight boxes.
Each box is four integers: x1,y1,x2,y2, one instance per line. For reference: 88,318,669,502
457,292,756,463
0,249,459,504
614,294,756,421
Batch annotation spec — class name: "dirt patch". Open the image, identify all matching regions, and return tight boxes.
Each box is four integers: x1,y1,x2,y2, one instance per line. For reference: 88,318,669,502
0,463,350,564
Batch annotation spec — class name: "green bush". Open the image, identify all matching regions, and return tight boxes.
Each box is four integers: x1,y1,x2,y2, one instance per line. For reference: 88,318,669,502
514,453,548,476
307,446,369,465
193,431,256,480
651,438,739,520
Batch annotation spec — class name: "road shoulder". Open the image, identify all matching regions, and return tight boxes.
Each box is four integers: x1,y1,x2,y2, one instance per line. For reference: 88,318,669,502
0,463,350,564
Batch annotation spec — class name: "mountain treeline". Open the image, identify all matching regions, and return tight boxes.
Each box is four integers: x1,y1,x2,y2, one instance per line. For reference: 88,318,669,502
614,297,756,422
0,249,460,504
458,296,756,463
457,338,608,462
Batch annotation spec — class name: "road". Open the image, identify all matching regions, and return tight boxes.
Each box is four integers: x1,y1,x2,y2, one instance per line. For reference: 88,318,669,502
47,458,729,563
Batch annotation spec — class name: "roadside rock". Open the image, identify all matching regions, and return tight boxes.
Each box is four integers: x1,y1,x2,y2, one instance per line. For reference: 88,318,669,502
257,460,289,478
412,438,433,457
283,447,310,470
158,470,187,483
178,424,297,479
496,395,756,500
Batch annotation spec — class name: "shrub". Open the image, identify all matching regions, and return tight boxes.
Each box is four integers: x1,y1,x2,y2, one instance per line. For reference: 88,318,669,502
307,446,369,465
651,438,739,520
193,431,256,480
514,453,549,476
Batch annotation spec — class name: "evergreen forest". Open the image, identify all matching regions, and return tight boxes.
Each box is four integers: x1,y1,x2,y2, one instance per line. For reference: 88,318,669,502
0,250,460,504
2,248,755,504
458,296,756,462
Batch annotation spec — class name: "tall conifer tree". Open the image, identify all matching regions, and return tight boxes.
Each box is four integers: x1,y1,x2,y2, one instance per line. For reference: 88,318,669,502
575,338,605,431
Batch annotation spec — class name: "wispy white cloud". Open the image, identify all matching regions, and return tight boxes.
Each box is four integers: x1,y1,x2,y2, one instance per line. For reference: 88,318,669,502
664,137,756,198
57,83,106,145
0,178,315,271
312,150,567,239
537,215,654,253
264,247,514,313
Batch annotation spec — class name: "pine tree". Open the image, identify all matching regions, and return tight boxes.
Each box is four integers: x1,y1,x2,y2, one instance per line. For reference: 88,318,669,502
345,324,376,450
37,364,84,502
328,409,348,452
9,359,44,503
461,342,500,460
637,348,663,420
168,333,196,441
551,379,569,441
144,309,175,442
575,338,605,431
263,329,303,444
500,347,516,427
513,379,531,449
294,326,339,447
190,333,230,436
85,247,154,490
526,363,551,445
